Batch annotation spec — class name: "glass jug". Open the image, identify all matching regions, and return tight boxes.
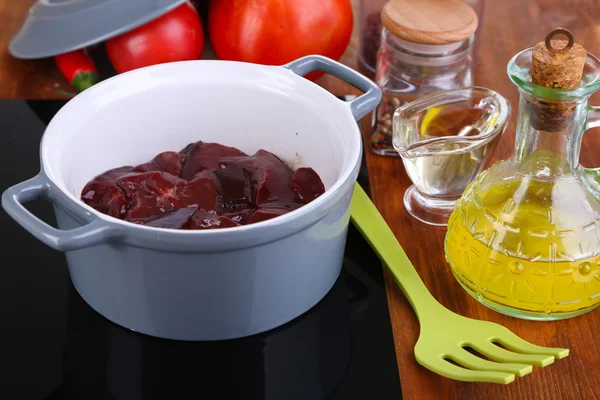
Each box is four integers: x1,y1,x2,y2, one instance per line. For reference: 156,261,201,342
393,87,510,226
445,39,600,320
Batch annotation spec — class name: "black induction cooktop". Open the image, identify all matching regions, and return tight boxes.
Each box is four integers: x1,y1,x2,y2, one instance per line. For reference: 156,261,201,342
0,100,402,400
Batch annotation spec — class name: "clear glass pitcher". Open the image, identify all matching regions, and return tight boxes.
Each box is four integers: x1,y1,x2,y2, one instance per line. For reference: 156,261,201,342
393,87,510,226
445,37,600,320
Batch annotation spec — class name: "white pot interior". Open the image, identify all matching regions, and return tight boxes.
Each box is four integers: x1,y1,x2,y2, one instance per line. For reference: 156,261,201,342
41,61,361,204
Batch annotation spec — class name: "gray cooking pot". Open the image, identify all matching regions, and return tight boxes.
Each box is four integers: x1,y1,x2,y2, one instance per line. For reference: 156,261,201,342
2,55,381,340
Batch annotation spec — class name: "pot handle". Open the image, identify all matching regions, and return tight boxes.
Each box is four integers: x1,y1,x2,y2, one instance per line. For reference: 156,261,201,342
1,174,115,252
283,55,382,120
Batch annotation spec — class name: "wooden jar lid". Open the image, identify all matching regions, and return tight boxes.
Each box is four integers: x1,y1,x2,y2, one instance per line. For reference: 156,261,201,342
381,0,478,45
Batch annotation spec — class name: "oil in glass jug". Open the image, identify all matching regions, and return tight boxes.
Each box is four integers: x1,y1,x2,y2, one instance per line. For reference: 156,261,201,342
393,87,510,226
445,28,600,320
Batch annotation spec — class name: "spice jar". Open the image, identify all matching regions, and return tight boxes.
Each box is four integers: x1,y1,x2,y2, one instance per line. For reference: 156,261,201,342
371,0,479,156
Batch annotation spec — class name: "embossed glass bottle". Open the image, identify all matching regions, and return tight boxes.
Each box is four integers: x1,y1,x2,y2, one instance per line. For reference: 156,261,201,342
445,42,600,320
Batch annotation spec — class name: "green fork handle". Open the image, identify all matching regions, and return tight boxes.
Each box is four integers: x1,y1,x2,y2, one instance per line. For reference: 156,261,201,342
350,183,440,319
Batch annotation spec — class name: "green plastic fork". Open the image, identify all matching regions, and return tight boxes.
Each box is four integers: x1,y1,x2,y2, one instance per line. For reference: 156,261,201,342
350,183,569,384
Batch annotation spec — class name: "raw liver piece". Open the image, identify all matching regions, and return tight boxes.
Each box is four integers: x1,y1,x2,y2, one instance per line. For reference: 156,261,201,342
81,166,134,218
153,151,186,176
132,151,186,176
221,150,300,207
289,167,325,203
185,209,240,230
213,165,252,210
174,170,220,213
180,142,245,180
116,172,186,222
81,181,127,218
144,206,198,229
118,170,220,221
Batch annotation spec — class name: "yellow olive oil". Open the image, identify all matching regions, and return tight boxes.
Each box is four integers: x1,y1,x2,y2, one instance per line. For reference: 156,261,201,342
445,170,600,318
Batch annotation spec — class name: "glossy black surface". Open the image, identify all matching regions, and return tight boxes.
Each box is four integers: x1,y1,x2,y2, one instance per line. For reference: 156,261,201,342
0,100,401,400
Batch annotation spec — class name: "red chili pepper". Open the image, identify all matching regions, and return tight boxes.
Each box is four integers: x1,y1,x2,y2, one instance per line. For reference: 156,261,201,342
54,50,99,92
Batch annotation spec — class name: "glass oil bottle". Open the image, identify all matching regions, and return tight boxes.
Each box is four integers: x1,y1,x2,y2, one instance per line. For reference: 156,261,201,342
445,29,600,320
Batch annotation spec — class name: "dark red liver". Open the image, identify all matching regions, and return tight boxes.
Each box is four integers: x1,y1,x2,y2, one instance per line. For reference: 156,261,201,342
81,141,326,230
290,167,326,204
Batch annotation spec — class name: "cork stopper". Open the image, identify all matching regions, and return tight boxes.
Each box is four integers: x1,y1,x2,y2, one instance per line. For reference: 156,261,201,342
381,0,478,45
531,28,586,89
529,28,587,132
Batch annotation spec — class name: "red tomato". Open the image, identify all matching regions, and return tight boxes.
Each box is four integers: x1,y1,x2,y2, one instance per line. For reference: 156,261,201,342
208,0,353,81
106,2,204,73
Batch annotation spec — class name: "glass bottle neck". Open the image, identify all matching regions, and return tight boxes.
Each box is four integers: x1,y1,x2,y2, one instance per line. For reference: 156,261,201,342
515,91,587,173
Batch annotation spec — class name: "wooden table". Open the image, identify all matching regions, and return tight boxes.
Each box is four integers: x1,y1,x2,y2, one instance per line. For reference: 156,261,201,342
366,1,600,400
3,0,600,399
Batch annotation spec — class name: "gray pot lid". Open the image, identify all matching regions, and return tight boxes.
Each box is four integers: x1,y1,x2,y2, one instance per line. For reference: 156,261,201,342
10,0,188,59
